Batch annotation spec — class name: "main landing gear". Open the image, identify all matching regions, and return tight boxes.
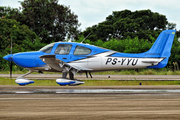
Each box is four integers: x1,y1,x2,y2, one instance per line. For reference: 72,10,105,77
56,71,84,86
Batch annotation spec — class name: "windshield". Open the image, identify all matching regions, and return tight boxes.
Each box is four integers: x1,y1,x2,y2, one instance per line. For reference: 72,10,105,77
39,43,55,53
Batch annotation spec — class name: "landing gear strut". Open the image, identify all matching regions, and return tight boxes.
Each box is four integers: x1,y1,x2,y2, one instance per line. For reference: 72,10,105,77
15,70,34,86
85,71,93,78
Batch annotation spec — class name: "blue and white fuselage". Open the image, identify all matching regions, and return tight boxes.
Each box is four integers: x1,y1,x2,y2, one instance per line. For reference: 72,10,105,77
3,30,176,86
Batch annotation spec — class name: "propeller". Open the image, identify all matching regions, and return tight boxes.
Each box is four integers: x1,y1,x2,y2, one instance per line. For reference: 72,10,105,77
3,37,13,78
10,59,12,78
10,36,12,78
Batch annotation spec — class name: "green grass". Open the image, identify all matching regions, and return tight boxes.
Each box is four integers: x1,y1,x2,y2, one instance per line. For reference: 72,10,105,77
93,69,180,75
0,78,59,86
1,77,180,86
0,77,17,85
82,80,180,86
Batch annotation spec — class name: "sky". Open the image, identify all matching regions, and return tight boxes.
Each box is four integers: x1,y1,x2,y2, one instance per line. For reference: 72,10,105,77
1,0,180,31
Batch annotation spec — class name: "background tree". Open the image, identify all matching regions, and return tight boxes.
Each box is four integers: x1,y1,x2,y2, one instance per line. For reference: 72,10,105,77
0,6,24,25
0,18,44,70
18,0,80,43
0,6,21,19
169,36,180,66
81,9,168,42
167,22,176,30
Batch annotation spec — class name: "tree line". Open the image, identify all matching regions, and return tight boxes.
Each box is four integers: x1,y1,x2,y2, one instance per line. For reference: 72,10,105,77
0,0,180,71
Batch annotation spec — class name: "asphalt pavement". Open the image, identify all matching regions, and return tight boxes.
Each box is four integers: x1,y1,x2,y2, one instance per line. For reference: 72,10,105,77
1,85,180,120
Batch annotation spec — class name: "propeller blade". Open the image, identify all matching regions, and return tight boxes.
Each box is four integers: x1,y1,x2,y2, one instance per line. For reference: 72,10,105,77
10,36,12,78
10,61,12,79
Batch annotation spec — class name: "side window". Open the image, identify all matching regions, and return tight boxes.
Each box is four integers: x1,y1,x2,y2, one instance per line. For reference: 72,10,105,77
74,46,91,55
55,44,72,55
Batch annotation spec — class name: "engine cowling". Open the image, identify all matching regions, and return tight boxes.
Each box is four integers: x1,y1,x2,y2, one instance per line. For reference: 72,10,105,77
15,79,34,86
56,78,84,86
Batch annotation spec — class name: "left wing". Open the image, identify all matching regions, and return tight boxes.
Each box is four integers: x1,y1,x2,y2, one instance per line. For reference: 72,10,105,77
39,55,92,74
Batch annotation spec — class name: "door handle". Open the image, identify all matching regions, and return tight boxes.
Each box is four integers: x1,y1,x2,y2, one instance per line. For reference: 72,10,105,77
62,58,67,59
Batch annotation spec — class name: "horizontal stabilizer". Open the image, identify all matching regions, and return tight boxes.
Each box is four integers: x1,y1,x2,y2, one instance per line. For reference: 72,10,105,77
141,61,159,63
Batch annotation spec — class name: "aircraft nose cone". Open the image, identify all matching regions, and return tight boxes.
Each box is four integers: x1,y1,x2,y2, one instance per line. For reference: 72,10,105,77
3,54,13,61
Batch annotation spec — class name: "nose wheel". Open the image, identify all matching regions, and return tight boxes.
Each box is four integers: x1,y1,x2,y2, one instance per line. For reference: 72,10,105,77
15,70,34,86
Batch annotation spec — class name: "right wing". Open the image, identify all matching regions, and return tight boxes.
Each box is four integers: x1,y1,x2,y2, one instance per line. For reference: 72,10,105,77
39,55,92,74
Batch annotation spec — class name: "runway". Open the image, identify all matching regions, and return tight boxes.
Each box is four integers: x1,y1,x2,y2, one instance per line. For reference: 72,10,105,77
1,85,180,94
0,86,180,120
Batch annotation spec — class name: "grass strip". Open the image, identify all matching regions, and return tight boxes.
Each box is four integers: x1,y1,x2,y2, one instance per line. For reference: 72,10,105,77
1,77,180,86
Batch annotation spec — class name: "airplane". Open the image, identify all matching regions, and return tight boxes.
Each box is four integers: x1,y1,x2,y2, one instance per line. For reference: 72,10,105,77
3,30,176,86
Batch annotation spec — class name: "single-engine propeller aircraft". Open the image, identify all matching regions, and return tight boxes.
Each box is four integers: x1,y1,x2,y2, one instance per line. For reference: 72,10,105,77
3,30,176,86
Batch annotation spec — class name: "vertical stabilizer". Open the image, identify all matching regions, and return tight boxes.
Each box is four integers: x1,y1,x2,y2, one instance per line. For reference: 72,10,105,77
146,30,176,68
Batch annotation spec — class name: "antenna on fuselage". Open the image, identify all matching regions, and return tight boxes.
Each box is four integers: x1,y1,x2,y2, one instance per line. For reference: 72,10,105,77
67,39,72,42
81,33,91,43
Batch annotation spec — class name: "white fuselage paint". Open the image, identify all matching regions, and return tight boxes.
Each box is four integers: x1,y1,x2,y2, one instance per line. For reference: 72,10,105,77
69,51,164,71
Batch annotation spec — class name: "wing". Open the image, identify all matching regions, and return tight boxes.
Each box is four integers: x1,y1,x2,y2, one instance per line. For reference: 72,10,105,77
39,55,92,74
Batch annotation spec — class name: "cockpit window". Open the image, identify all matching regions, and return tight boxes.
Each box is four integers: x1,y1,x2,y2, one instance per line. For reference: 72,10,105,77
74,46,91,55
39,43,55,53
55,44,72,55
